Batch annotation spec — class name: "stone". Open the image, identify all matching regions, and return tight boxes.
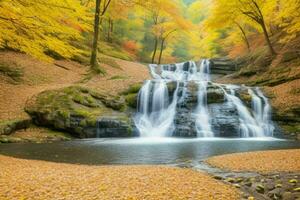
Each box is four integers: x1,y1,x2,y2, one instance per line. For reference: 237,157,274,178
0,119,31,136
265,182,275,191
25,86,132,138
225,178,236,183
125,93,138,108
255,184,265,194
288,179,298,184
236,177,244,183
243,182,252,187
213,176,223,180
267,188,283,199
282,192,293,200
293,187,300,192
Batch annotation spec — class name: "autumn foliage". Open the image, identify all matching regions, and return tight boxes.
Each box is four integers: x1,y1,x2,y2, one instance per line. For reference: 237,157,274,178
0,0,300,64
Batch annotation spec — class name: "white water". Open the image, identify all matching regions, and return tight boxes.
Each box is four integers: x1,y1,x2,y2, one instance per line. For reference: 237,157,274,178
135,60,275,138
222,85,274,137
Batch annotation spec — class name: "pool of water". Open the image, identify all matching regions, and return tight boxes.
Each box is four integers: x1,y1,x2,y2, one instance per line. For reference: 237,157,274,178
0,137,299,165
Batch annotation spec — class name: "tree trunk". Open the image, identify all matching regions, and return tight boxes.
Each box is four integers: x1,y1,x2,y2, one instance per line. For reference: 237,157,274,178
260,21,276,56
110,19,114,43
90,0,101,69
235,23,250,52
158,38,165,64
151,37,158,64
107,18,111,42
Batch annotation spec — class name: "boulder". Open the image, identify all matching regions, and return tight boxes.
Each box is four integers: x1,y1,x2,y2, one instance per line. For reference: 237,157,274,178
25,86,133,138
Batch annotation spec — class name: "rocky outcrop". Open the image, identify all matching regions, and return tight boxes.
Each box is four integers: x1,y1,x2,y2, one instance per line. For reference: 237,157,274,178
0,119,31,136
25,86,133,138
210,58,237,75
273,107,300,140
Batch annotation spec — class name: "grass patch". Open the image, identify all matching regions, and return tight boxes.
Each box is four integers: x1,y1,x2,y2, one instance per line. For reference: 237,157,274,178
121,83,142,95
99,56,122,70
0,63,23,82
109,75,128,80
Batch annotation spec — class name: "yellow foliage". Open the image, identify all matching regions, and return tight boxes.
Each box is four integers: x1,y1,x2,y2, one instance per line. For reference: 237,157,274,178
0,0,91,61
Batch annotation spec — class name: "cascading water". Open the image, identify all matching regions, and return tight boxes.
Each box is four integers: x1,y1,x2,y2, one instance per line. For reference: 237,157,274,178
194,60,213,137
135,60,275,138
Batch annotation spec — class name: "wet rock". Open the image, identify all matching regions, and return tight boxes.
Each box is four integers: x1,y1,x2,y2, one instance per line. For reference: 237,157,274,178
206,86,225,104
282,192,293,200
225,177,236,183
213,175,223,180
255,184,265,194
293,187,300,192
265,181,275,191
243,182,252,187
267,188,283,199
288,179,298,184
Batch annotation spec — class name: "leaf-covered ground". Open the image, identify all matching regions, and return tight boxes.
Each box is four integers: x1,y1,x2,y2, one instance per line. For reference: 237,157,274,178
207,149,300,173
0,51,150,121
0,155,239,200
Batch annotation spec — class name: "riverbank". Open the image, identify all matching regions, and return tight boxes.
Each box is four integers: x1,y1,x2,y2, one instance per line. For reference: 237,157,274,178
0,155,239,200
206,149,300,200
207,149,300,173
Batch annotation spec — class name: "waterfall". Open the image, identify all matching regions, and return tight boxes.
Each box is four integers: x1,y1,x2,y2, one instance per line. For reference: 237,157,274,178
250,88,275,136
222,85,274,137
194,60,213,137
135,60,275,138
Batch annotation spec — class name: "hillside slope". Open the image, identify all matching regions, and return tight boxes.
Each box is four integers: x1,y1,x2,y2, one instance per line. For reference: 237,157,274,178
0,51,150,142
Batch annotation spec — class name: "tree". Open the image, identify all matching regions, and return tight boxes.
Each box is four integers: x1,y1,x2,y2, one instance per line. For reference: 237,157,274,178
90,0,112,70
232,0,276,55
0,0,90,61
276,0,300,43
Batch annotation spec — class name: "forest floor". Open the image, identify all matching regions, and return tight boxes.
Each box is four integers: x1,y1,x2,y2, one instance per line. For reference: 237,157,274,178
207,149,300,173
0,51,149,142
0,155,239,200
0,51,150,121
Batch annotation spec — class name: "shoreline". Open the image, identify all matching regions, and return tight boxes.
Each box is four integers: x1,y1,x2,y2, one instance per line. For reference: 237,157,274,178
0,155,240,200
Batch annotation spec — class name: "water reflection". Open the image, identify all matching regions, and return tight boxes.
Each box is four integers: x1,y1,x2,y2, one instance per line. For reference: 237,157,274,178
0,138,299,165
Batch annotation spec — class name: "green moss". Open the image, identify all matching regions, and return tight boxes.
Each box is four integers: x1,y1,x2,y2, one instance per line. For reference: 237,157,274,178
125,93,138,108
0,63,24,82
99,56,122,69
109,75,128,80
73,94,85,104
122,83,142,95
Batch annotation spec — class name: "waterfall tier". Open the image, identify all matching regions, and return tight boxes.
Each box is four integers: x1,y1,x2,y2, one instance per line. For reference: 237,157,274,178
134,60,274,138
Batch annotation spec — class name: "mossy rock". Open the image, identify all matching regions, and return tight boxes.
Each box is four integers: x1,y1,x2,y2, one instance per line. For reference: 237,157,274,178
0,119,31,135
125,93,138,109
25,86,132,138
207,86,225,104
236,90,252,107
121,83,142,95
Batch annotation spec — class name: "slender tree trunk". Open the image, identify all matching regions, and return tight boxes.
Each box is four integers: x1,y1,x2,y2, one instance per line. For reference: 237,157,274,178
107,18,111,42
235,23,250,52
158,38,165,64
260,21,276,56
151,37,158,64
90,0,101,69
110,19,114,43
